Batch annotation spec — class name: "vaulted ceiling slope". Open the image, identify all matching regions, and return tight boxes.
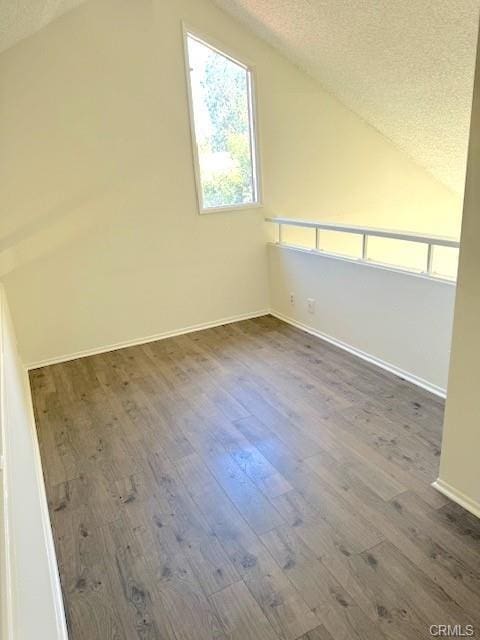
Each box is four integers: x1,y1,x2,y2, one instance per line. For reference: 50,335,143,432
1,0,478,194
0,0,85,54
213,0,480,194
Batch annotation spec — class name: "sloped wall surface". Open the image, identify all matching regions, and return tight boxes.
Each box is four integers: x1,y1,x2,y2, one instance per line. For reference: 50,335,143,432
213,0,479,194
0,0,462,365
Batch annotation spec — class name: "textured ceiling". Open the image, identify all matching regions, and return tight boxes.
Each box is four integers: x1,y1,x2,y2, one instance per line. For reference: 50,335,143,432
1,0,478,193
0,0,85,53
213,0,480,193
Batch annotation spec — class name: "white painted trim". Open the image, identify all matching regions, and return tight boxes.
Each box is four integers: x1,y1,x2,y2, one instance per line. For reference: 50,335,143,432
265,216,460,248
0,292,14,640
432,478,480,519
182,23,262,214
28,306,446,398
23,368,69,639
268,242,457,285
27,309,270,369
194,203,263,215
269,310,447,398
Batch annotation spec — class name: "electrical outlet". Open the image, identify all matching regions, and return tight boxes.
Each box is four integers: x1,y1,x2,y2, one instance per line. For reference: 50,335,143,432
289,292,295,305
307,298,315,314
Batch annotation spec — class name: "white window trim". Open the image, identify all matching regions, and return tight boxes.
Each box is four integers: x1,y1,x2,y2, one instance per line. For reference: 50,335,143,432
182,23,263,215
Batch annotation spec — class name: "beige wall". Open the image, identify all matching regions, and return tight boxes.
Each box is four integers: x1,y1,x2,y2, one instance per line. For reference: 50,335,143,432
437,27,480,516
269,245,455,394
0,0,462,365
0,286,67,638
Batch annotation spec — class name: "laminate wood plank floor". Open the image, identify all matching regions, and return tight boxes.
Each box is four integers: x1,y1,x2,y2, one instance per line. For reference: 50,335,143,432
30,315,480,640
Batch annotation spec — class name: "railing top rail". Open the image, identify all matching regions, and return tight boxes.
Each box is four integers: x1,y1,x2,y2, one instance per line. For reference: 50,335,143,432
265,217,460,249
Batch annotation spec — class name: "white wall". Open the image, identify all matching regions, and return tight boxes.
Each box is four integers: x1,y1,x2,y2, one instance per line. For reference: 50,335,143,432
436,24,480,518
268,244,456,394
0,0,461,366
0,285,67,639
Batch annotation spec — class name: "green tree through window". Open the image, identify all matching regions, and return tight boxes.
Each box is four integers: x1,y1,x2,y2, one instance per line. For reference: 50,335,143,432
186,33,259,210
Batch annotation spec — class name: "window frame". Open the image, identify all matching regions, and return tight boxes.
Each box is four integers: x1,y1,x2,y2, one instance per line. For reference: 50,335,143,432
182,24,263,214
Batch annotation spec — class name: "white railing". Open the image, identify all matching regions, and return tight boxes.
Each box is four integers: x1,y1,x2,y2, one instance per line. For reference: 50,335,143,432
266,216,460,280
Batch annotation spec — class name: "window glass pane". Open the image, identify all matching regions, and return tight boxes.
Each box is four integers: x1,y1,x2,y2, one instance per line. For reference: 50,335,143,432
187,34,258,210
367,236,427,271
319,231,363,258
282,226,316,249
431,245,459,280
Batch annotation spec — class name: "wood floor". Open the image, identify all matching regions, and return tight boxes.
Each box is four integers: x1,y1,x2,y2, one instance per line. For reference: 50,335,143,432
30,316,480,640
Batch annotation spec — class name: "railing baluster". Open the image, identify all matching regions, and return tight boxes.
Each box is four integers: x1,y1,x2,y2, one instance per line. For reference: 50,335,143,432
265,217,459,281
362,234,369,261
426,244,434,275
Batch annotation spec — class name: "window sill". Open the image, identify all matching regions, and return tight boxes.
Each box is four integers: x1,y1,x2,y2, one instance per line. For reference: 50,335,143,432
199,202,263,215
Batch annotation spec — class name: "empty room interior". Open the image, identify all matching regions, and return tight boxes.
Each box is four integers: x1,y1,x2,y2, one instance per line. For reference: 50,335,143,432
2,0,480,638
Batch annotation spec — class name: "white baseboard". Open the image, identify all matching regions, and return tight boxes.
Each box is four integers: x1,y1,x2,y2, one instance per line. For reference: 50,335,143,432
27,309,270,369
29,308,447,400
432,478,480,519
269,310,446,398
1,285,68,640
